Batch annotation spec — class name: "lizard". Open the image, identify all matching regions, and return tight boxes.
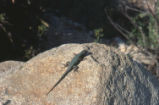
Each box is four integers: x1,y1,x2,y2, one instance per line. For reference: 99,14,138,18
46,50,87,95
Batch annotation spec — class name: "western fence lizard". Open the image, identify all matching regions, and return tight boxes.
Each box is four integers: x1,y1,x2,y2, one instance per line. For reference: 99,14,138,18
47,50,87,95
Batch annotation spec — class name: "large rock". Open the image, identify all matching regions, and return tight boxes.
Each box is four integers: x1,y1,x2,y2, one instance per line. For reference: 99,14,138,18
0,43,159,105
0,61,24,80
0,61,24,73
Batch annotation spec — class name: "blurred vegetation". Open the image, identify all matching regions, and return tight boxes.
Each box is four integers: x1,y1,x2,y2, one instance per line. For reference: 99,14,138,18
0,0,120,61
1,0,158,63
94,28,104,43
105,1,159,74
0,0,49,61
130,11,159,51
105,1,159,53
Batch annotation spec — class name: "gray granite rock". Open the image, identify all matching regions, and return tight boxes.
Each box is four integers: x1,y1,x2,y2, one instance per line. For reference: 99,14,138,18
0,43,159,105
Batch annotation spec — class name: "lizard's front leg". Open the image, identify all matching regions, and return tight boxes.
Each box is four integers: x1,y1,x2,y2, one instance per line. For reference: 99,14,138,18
65,61,70,67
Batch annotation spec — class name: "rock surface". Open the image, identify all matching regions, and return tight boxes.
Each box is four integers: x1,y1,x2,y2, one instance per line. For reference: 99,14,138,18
0,61,24,80
0,61,24,73
0,43,159,105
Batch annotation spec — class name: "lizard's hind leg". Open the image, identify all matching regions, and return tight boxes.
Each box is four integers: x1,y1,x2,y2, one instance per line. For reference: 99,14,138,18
73,66,79,72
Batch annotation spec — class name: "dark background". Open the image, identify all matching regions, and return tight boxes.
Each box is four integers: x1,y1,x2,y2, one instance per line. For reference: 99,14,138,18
0,0,158,62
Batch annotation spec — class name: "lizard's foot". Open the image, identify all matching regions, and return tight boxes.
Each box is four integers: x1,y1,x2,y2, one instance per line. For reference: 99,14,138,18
73,66,79,72
65,61,70,67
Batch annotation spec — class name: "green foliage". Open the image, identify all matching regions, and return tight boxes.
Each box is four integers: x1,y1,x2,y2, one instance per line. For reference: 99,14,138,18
127,2,159,51
0,13,7,33
24,46,39,59
37,19,49,38
94,28,104,43
0,13,5,22
148,15,159,49
105,1,159,51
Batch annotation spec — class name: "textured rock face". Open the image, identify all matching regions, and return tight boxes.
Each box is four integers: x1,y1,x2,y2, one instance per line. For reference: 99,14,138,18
0,43,159,105
0,61,24,81
0,61,24,73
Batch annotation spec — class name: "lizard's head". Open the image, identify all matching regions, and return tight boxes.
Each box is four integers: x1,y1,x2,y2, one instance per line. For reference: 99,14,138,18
80,50,87,55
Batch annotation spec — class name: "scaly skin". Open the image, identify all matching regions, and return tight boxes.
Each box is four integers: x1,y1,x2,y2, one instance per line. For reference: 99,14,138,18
47,50,87,95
